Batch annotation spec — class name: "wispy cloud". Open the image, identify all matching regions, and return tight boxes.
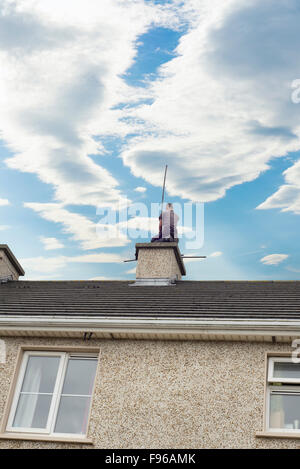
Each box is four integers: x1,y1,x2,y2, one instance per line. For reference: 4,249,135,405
209,251,223,258
20,252,123,275
134,187,147,193
0,198,10,206
126,267,136,275
0,0,178,215
40,236,64,250
257,161,300,214
89,276,123,280
6,0,300,213
2,0,300,284
260,254,289,266
121,0,300,208
286,266,300,273
0,0,182,248
25,203,129,249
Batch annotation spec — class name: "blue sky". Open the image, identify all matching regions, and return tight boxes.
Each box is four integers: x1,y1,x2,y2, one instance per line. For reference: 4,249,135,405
0,0,300,281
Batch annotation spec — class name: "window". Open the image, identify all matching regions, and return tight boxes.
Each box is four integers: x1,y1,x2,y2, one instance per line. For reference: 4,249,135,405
6,351,98,438
267,357,300,433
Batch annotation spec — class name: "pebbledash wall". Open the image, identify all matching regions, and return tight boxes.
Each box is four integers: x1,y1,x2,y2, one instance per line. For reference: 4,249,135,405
0,336,299,449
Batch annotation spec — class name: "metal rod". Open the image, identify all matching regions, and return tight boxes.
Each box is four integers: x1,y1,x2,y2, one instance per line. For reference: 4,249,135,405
161,164,168,209
181,256,207,258
123,259,137,263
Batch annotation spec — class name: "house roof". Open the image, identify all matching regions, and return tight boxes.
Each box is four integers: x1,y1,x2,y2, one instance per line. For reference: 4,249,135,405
1,280,300,320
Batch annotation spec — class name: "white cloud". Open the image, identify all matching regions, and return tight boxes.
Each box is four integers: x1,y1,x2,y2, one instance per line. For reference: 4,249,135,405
120,0,300,208
89,276,123,280
119,216,158,236
209,251,223,258
0,0,185,248
0,0,179,215
286,266,300,273
25,202,129,249
26,204,192,249
0,225,10,231
2,0,300,254
126,267,136,274
0,198,10,206
260,254,289,266
40,236,64,250
257,161,300,214
69,253,122,263
21,256,67,274
21,252,123,274
134,187,147,193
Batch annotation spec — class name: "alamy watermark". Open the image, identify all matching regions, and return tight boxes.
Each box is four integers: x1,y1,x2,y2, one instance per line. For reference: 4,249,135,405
96,201,204,250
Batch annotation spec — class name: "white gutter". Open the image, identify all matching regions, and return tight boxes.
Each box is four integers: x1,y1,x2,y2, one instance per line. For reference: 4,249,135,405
0,315,300,337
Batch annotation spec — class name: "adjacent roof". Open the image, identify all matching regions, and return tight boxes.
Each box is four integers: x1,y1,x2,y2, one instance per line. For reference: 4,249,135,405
0,280,300,320
0,245,25,276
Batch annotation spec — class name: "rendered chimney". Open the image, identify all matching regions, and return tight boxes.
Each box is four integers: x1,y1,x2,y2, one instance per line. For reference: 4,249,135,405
0,245,25,281
134,242,186,285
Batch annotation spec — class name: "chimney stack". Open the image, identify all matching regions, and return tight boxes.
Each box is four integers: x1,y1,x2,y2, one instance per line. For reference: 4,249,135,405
133,242,186,286
0,245,25,281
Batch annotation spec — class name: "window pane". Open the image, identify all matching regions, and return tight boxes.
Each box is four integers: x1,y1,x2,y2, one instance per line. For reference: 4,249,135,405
13,394,52,429
273,362,300,380
21,356,60,393
54,396,91,434
270,394,300,430
62,358,97,395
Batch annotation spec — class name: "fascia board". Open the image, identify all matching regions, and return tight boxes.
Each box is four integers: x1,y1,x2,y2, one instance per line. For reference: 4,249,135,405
0,315,300,337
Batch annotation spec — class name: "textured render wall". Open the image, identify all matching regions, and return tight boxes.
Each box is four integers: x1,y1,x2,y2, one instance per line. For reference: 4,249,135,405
136,248,182,279
0,250,19,280
0,336,299,449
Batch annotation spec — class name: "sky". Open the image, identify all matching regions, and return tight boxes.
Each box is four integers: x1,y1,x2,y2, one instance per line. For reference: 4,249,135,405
1,0,300,281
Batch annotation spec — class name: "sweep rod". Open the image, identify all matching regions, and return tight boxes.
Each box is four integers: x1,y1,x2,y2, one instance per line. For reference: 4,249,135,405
161,165,168,208
181,256,207,258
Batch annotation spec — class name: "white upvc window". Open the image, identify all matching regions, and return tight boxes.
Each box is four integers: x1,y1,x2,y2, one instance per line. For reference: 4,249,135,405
6,351,98,438
267,357,300,433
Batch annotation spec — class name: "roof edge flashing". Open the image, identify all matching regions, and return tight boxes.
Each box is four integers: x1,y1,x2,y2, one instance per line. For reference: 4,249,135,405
130,277,177,287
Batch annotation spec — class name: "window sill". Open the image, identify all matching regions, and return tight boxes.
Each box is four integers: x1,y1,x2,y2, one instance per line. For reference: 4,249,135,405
0,432,93,445
256,431,300,440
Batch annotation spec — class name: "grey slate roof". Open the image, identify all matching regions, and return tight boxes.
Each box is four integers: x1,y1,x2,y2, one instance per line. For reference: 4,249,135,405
0,280,300,320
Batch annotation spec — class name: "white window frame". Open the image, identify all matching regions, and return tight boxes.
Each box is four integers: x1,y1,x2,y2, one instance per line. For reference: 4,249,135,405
268,357,300,384
6,351,98,439
266,357,300,434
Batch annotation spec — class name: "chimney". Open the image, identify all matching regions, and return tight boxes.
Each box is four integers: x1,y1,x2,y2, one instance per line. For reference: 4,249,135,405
133,242,186,286
0,245,25,281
